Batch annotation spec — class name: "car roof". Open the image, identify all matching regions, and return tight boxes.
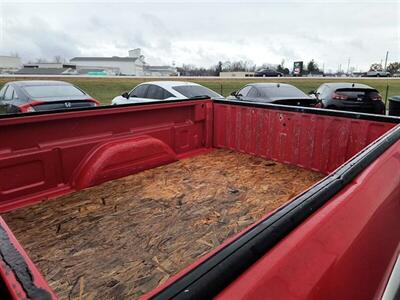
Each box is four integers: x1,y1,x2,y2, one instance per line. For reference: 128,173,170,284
322,82,374,89
247,83,295,88
131,80,222,99
139,81,201,89
8,80,73,87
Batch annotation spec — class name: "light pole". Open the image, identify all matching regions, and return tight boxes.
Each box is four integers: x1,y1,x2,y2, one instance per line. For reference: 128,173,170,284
347,58,351,75
384,51,389,71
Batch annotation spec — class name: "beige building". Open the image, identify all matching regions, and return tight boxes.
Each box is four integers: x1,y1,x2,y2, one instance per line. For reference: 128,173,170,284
0,56,22,73
219,71,255,78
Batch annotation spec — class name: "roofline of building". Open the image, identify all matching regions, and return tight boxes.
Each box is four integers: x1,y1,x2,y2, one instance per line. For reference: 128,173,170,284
70,57,138,62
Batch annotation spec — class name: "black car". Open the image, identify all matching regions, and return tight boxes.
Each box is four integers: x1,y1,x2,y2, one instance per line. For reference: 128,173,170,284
254,69,283,77
227,83,317,107
0,80,100,114
311,83,385,115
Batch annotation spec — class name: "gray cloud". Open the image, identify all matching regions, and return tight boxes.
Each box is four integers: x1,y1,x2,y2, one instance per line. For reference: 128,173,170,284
0,0,398,71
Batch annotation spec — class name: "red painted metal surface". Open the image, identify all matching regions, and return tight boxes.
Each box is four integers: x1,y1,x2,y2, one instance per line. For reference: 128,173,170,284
73,135,178,189
0,100,213,212
213,103,396,173
0,217,57,299
0,100,399,299
215,139,400,300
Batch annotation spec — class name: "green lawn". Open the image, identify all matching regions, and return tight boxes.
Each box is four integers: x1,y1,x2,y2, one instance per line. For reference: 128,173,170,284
1,77,399,106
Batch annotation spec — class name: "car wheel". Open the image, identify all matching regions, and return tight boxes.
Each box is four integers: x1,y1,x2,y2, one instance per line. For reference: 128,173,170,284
377,74,381,77
262,74,266,77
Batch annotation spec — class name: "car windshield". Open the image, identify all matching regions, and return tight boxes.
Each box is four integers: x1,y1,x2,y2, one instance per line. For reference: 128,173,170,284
172,85,221,98
258,85,308,98
23,85,86,98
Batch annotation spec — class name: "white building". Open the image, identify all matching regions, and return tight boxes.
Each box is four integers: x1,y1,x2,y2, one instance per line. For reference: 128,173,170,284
70,49,145,76
144,65,178,76
0,56,22,73
219,71,255,77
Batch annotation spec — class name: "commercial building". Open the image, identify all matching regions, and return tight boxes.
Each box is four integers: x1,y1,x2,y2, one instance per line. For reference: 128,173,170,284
70,49,145,76
219,71,255,77
0,56,22,73
15,62,76,75
144,65,178,76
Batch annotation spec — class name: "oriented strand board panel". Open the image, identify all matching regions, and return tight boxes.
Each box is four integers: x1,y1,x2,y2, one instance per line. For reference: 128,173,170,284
3,150,323,299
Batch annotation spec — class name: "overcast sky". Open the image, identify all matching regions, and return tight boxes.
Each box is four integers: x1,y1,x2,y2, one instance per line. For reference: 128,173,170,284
0,0,399,71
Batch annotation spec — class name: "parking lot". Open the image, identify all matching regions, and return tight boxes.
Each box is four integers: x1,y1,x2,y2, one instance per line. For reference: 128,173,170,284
1,76,399,106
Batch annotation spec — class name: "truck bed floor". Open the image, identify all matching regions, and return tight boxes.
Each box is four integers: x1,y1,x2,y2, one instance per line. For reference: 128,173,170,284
3,149,323,299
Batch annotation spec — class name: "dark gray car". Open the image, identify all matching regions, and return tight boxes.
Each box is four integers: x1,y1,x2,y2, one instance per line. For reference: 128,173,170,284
227,83,317,107
311,82,385,115
0,80,100,114
254,69,283,77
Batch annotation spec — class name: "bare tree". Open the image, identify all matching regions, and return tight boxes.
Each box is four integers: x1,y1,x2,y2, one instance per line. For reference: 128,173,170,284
306,59,319,73
215,61,223,76
36,58,47,63
369,63,383,71
387,62,400,75
221,60,256,72
54,55,64,63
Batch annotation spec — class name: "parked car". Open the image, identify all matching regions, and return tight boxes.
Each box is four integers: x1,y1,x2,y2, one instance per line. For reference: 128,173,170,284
311,82,385,114
362,70,390,77
0,80,100,114
111,81,223,105
227,83,317,107
254,69,283,77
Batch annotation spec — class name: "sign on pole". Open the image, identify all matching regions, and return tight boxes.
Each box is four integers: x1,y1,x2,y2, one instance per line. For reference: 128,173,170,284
293,61,303,76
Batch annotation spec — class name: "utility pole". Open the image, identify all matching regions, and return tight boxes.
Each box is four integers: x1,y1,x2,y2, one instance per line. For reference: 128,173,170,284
384,51,389,71
347,58,351,75
0,1,3,45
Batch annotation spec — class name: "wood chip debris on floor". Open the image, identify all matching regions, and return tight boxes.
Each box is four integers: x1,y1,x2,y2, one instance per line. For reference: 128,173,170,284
3,149,324,299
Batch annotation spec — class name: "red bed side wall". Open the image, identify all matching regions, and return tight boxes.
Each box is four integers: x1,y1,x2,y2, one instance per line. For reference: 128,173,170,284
215,138,400,300
0,100,213,212
213,103,396,173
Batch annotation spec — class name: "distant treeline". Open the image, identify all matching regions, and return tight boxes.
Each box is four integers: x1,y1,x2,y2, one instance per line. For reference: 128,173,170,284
177,60,400,76
177,60,290,76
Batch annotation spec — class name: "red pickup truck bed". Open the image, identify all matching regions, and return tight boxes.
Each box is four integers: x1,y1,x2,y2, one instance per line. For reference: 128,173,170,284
3,150,322,299
0,98,399,300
